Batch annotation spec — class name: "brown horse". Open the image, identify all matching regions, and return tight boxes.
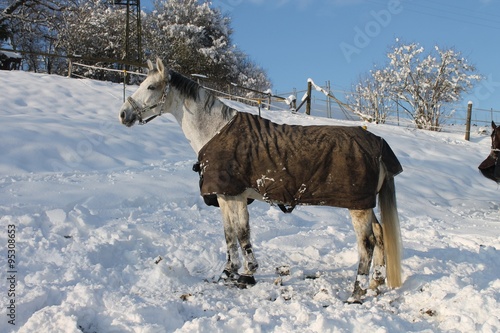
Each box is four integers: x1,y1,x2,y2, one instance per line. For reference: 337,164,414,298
479,121,500,182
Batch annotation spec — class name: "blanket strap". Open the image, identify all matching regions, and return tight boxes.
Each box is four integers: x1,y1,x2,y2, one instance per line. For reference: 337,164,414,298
192,162,255,207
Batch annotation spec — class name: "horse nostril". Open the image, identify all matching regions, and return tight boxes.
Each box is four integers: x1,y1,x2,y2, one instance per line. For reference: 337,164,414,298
120,111,126,120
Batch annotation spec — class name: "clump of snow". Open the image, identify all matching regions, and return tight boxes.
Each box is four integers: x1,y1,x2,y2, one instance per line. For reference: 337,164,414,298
0,71,498,332
284,94,296,106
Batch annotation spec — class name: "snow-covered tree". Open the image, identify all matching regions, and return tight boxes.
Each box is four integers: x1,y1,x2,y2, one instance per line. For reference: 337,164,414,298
2,0,271,90
1,0,74,72
146,0,230,81
349,40,482,130
234,51,272,94
145,0,270,91
57,0,132,80
346,70,395,123
0,0,69,26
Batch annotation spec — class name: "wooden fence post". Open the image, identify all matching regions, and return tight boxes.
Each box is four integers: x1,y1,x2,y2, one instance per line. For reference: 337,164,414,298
67,59,72,78
465,101,473,141
306,81,312,115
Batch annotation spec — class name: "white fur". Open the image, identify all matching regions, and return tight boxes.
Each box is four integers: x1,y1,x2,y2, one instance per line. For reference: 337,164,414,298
119,58,233,153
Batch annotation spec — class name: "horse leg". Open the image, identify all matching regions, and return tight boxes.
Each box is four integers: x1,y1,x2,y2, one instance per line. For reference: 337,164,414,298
348,209,376,303
217,194,258,286
370,211,386,291
219,200,241,281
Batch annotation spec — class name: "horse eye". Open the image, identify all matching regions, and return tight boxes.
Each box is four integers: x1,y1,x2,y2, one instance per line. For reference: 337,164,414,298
147,85,156,90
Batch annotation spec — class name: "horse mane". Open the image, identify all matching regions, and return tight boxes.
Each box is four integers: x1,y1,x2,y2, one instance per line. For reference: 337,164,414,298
168,69,235,121
169,70,200,101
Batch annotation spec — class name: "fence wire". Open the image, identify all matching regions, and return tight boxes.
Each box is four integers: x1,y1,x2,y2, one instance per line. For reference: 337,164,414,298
67,61,499,137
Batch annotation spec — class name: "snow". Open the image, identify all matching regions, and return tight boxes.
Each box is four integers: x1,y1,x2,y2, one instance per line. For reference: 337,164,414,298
0,71,499,333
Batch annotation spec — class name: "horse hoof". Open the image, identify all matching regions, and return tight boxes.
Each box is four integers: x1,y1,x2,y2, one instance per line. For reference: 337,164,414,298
347,287,366,304
237,274,256,288
346,297,363,305
220,269,239,281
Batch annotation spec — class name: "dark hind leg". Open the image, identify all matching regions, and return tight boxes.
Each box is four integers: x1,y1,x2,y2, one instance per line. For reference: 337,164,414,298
348,209,376,303
217,194,258,287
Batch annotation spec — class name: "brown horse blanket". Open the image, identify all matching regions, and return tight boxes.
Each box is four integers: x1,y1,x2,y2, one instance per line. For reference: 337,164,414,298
196,112,402,210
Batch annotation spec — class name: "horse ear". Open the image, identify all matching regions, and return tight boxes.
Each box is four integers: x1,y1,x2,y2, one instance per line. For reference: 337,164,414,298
492,121,497,130
147,59,154,71
156,58,165,76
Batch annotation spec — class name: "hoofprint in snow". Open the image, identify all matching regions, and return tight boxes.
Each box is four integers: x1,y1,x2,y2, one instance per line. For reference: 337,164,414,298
0,70,498,332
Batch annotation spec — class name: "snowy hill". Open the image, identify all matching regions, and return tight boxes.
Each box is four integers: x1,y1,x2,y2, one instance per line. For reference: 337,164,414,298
0,71,498,333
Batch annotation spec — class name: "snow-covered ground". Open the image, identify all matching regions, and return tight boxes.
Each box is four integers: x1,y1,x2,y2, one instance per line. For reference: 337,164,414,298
0,71,498,333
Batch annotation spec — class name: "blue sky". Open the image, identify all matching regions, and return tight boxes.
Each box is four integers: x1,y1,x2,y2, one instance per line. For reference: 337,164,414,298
145,0,500,111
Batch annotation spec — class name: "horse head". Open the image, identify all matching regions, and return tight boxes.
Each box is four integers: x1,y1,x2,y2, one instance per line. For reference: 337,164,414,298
119,58,169,127
478,121,500,182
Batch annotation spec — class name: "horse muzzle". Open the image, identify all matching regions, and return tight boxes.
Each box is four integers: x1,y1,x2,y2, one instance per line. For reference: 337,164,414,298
119,109,138,127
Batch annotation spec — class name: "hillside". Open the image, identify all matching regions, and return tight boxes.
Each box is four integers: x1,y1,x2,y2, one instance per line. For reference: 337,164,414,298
0,71,498,333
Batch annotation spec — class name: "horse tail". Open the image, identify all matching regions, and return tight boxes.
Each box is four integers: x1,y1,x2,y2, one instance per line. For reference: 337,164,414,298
379,166,403,288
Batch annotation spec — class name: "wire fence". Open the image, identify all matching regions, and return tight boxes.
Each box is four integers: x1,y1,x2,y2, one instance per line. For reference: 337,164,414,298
274,84,500,136
67,61,499,138
4,48,498,138
68,61,147,101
